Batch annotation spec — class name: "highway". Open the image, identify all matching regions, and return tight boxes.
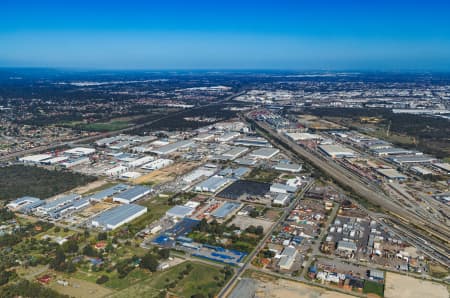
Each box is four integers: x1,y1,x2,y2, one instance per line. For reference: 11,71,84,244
218,180,315,298
0,91,245,163
248,117,450,268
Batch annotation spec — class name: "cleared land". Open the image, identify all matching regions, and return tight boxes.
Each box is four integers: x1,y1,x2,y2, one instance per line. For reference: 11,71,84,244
240,271,354,298
384,272,449,298
229,215,274,233
133,161,200,185
111,261,227,298
49,274,114,298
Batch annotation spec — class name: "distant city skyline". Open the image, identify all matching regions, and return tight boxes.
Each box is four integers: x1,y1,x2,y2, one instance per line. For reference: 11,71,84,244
1,0,450,70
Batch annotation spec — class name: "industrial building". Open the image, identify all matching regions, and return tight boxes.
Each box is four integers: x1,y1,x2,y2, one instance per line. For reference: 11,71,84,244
37,194,81,214
212,202,241,219
389,155,437,166
432,163,450,174
372,147,417,156
141,158,173,170
41,156,69,165
217,131,240,142
86,184,129,202
91,204,147,230
218,167,250,179
273,162,302,173
234,136,270,147
166,205,195,218
272,193,290,206
63,147,95,156
19,154,53,164
151,140,194,155
285,132,322,142
112,185,151,204
221,146,248,160
376,168,407,181
194,176,230,193
126,156,154,168
7,196,44,213
319,144,356,159
249,148,280,159
104,165,129,177
270,183,297,194
61,156,90,168
183,167,216,183
278,245,298,270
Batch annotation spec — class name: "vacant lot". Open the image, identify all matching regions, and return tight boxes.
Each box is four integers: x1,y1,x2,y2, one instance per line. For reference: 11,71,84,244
111,261,227,298
241,270,354,298
229,215,274,233
384,272,448,298
246,168,280,183
0,165,96,201
49,274,114,298
133,161,199,185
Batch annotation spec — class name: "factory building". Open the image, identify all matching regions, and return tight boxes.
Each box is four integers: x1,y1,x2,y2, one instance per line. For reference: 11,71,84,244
86,184,129,202
91,204,147,230
126,156,154,168
63,147,96,156
166,205,195,218
7,196,44,214
183,167,216,183
151,140,194,155
217,131,240,143
389,155,437,166
41,156,69,165
37,193,82,217
285,132,322,142
61,156,90,168
278,246,298,270
270,183,297,194
19,154,53,164
141,158,173,171
372,147,417,157
194,176,230,193
272,193,290,206
212,202,241,219
432,163,450,175
319,144,356,159
234,136,270,147
112,185,151,204
221,146,248,160
104,165,129,177
249,148,280,159
376,168,407,181
273,162,302,173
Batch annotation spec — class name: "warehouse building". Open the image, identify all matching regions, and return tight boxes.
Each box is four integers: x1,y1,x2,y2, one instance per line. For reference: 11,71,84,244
194,176,230,193
19,154,53,164
151,140,194,155
432,163,450,175
221,146,248,160
113,185,151,204
166,205,195,218
389,155,437,166
87,184,129,202
372,147,417,156
234,136,270,147
212,202,241,219
37,193,81,215
91,204,147,230
41,156,69,165
376,168,407,181
104,165,129,177
273,162,302,173
319,144,356,159
141,158,173,170
270,183,297,194
249,148,280,159
183,167,216,183
61,156,90,168
272,193,290,206
278,246,298,270
217,131,240,142
7,196,44,213
285,132,321,142
63,147,95,156
127,156,154,168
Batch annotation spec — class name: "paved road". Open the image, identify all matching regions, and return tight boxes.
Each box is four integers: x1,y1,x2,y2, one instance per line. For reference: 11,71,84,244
218,180,315,298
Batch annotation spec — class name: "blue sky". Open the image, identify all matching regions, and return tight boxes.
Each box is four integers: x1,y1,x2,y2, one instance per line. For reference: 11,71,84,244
1,0,449,70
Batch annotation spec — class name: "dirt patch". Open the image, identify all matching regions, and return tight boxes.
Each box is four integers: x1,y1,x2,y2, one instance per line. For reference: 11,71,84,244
75,179,110,195
229,215,274,233
133,161,200,185
49,275,114,298
384,272,449,298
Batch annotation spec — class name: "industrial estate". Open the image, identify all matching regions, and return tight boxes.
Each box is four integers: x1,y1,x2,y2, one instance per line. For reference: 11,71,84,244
0,70,449,298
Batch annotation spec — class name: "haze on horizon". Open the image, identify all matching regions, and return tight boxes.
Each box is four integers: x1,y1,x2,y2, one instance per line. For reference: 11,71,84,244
1,0,450,71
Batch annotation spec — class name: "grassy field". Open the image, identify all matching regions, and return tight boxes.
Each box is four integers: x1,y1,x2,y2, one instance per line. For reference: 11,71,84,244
111,262,227,298
61,120,131,132
246,168,280,183
363,280,384,297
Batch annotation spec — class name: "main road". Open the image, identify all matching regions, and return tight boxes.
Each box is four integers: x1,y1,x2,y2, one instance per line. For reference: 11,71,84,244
218,180,315,298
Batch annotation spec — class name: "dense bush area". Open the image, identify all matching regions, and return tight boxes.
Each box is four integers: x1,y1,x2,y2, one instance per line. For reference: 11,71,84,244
0,165,97,201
